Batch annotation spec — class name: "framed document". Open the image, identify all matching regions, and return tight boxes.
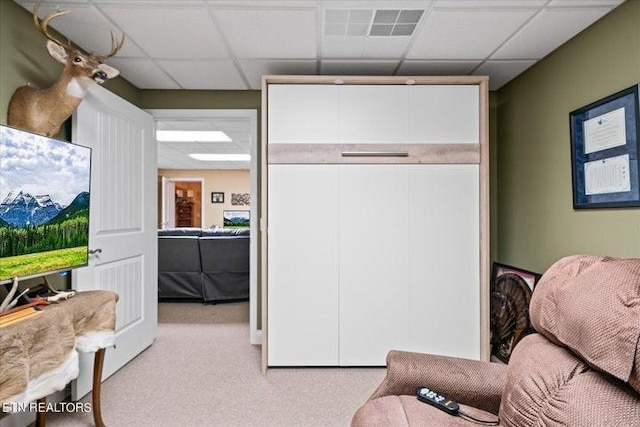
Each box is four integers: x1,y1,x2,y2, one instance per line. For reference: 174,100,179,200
570,84,640,208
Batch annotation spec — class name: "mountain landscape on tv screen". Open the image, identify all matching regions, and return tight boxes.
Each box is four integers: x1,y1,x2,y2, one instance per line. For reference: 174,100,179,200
0,190,89,227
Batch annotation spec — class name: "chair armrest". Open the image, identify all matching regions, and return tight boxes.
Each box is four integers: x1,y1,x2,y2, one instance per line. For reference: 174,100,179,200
369,350,507,415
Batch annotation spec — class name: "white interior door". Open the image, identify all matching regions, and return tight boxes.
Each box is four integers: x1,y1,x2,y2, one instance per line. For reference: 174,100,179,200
162,177,176,228
71,84,157,399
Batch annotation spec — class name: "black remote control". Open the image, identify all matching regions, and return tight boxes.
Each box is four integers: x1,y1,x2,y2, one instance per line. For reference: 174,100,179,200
415,387,460,415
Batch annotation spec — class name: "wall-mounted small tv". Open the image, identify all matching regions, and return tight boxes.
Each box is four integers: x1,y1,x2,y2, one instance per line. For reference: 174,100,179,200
0,124,91,284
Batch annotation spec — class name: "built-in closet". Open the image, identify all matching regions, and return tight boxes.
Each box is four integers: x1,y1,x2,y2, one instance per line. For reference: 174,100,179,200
261,76,489,368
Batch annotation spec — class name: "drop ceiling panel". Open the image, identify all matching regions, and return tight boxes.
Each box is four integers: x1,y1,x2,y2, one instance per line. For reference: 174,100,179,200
157,60,247,90
239,60,317,89
397,60,481,75
100,5,230,59
362,37,414,59
548,0,624,5
106,58,180,89
322,1,433,9
20,3,146,58
434,0,547,7
492,8,614,60
213,9,317,58
320,60,399,75
473,60,536,90
407,9,538,59
322,37,367,58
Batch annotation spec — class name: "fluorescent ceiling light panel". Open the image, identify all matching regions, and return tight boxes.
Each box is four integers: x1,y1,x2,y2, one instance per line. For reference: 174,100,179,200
189,153,251,161
156,130,231,142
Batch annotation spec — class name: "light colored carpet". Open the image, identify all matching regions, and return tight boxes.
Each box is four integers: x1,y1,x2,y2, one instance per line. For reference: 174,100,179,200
45,302,386,427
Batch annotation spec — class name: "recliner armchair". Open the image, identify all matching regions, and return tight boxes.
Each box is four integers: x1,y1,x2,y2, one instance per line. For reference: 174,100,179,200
352,255,640,426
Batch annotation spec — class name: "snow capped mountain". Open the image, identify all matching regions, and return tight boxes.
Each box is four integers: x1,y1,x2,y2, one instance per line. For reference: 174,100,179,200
0,190,65,227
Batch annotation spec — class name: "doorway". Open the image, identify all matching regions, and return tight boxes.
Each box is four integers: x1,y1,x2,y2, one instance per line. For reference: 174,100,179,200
149,109,260,345
162,178,205,228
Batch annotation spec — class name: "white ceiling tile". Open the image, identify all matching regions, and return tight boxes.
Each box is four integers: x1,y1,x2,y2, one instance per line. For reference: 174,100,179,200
321,1,433,8
213,9,317,58
492,8,613,59
362,37,413,59
322,37,367,58
94,1,202,4
407,9,537,59
320,60,399,75
239,60,317,89
106,58,180,89
157,60,248,89
434,0,547,7
100,5,230,59
323,35,412,59
473,60,537,90
20,3,145,58
548,0,624,6
397,60,481,75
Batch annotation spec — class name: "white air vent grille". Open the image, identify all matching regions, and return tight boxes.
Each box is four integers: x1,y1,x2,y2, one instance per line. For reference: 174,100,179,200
325,9,424,37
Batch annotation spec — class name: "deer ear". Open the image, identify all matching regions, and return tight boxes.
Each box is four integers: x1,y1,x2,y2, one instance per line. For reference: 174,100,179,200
98,63,120,79
46,40,68,64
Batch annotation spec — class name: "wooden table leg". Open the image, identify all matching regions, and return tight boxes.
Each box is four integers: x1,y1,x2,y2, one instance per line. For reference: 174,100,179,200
92,348,106,427
35,397,46,427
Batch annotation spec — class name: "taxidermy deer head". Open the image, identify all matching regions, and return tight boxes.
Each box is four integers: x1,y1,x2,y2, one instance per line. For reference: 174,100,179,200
7,0,124,137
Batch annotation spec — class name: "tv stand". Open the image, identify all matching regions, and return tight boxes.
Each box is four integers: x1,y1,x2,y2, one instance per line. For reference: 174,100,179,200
0,290,118,427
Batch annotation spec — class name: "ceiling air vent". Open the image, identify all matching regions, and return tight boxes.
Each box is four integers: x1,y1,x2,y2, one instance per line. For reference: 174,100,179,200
370,9,424,37
324,9,423,37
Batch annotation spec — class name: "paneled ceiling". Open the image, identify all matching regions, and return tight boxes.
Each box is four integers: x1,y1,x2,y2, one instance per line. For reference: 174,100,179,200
13,0,627,169
14,0,626,91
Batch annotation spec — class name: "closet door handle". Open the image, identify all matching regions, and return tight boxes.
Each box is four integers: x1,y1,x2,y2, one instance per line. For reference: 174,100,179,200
341,151,409,157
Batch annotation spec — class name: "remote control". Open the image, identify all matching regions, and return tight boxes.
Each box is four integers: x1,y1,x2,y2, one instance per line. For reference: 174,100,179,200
415,387,460,415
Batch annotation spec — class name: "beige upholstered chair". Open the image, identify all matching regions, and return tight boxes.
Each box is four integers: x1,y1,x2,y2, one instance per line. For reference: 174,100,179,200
352,255,640,426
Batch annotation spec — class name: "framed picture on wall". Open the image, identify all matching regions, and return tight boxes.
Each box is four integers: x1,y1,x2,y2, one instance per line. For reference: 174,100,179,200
223,210,249,228
211,192,224,203
490,262,542,363
569,84,640,209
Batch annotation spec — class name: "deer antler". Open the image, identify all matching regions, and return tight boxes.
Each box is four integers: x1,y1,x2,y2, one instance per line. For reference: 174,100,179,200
33,0,125,60
33,0,74,51
97,32,126,61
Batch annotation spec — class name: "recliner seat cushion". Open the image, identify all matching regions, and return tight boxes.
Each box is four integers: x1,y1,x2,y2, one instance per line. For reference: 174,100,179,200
352,395,498,427
529,255,640,392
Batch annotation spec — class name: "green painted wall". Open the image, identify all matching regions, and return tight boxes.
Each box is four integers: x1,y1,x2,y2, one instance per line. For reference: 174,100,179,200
140,90,260,110
494,0,640,273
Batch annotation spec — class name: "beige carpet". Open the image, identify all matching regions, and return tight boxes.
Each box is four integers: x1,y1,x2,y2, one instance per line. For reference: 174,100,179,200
45,302,386,427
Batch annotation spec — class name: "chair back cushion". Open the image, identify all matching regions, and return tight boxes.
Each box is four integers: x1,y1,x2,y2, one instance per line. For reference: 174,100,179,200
529,255,640,393
500,333,640,427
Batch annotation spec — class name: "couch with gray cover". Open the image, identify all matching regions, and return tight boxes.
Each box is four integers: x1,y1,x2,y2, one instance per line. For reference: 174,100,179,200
158,228,250,303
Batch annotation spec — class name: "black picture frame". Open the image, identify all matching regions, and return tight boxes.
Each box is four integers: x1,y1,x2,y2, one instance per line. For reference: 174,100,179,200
211,192,224,203
490,262,542,363
569,84,640,209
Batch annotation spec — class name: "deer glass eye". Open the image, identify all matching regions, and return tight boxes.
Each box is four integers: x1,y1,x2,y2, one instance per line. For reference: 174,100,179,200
73,57,82,63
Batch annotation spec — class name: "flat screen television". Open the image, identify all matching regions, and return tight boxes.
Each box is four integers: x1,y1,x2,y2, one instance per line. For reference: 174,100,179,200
0,124,91,284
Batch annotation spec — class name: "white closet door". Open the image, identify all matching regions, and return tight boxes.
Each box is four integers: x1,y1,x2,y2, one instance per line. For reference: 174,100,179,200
339,165,411,366
267,165,340,365
408,165,480,360
339,86,409,143
408,85,479,143
268,85,339,143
